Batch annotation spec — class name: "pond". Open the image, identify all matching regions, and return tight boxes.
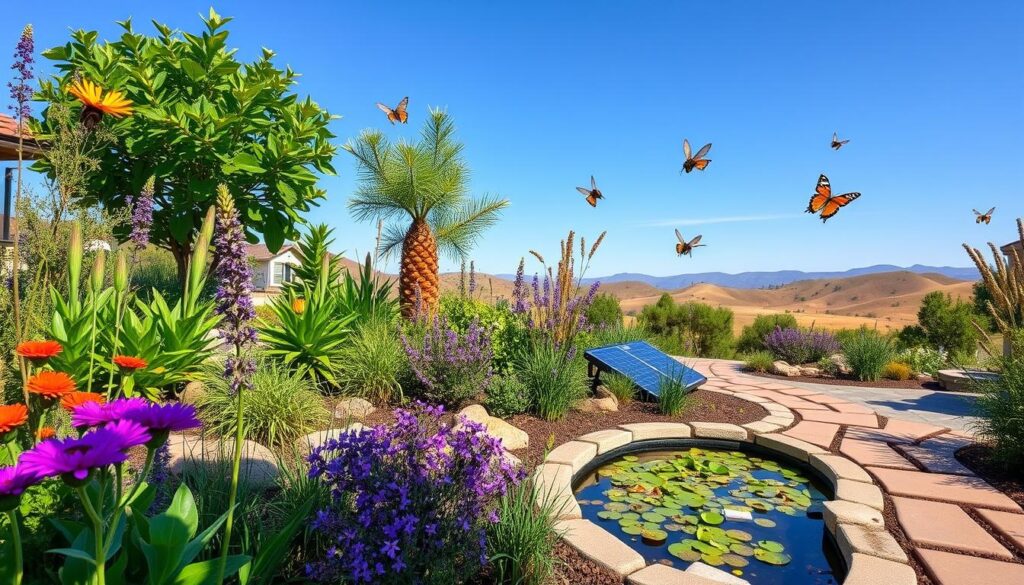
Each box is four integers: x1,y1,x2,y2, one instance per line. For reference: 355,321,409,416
573,447,841,585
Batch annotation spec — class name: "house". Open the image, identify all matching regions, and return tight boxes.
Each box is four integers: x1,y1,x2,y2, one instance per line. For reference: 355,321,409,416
0,113,42,161
246,243,301,291
1001,239,1023,272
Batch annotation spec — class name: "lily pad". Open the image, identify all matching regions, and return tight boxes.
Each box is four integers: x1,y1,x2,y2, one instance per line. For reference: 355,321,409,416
723,553,749,568
754,518,777,528
754,549,792,566
641,528,668,545
668,543,701,562
642,512,666,523
700,511,724,525
597,511,621,520
757,540,785,553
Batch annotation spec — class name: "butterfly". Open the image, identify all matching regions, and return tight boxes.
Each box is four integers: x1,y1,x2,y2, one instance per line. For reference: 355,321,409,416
974,207,995,224
681,139,712,173
675,229,705,257
831,132,850,150
575,176,604,207
376,97,409,124
806,174,861,222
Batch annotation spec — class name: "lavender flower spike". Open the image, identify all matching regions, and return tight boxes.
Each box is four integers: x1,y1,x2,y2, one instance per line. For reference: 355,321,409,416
213,185,257,395
8,24,34,120
128,176,155,248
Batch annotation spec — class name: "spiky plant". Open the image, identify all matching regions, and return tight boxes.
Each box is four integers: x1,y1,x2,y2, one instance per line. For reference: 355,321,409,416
346,109,508,318
963,218,1024,353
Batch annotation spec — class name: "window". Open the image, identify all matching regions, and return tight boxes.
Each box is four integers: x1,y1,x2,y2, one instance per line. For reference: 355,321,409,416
271,261,295,285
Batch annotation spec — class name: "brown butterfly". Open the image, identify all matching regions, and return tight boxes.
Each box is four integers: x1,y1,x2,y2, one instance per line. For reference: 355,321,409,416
806,174,861,222
376,97,409,124
831,132,850,150
575,176,604,207
675,229,705,257
682,139,712,173
974,207,995,224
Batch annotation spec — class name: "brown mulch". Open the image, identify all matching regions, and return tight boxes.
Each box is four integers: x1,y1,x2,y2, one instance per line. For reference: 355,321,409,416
749,370,944,390
510,390,768,468
551,541,622,584
956,443,1024,508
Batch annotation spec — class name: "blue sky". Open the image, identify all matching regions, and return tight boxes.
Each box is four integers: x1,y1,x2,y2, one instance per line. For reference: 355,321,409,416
4,1,1022,277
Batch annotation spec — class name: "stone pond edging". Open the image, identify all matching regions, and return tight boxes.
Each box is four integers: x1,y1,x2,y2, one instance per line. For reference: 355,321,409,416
534,364,916,585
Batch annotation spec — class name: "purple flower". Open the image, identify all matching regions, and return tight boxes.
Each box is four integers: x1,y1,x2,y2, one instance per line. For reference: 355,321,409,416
8,24,34,120
213,187,257,394
20,420,151,483
128,177,155,248
0,466,41,510
764,327,840,365
123,402,201,433
71,397,148,428
147,442,172,513
401,316,493,405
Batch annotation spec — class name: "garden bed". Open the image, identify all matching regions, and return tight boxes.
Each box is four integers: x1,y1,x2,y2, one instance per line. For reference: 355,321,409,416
957,443,1024,508
745,370,943,390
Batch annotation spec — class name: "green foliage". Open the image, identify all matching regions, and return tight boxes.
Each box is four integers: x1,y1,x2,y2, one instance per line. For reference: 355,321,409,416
602,373,637,404
737,313,798,353
895,347,946,377
895,324,929,349
439,295,528,373
515,340,587,421
34,10,337,275
917,291,980,357
0,478,75,580
659,374,693,416
842,330,894,382
336,318,409,405
581,321,652,349
337,254,398,325
131,247,183,304
741,351,775,373
815,355,840,377
485,374,531,419
197,359,330,448
586,293,623,330
972,281,999,333
487,477,560,585
285,224,343,295
638,294,735,358
974,330,1024,466
882,361,913,381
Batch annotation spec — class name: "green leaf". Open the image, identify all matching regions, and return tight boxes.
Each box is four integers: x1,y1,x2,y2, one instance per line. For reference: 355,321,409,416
46,548,97,565
229,152,265,174
169,213,193,244
180,59,206,80
171,556,251,585
263,213,285,252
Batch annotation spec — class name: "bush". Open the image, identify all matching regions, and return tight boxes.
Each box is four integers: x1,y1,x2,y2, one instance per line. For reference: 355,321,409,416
639,295,735,358
515,340,588,421
741,351,775,373
883,361,913,381
132,247,184,304
659,374,692,416
764,327,840,364
306,404,523,584
487,477,560,585
602,373,637,403
198,359,330,448
918,291,979,357
337,318,409,405
895,347,946,377
486,374,531,418
582,321,651,348
974,330,1024,466
586,293,623,330
439,295,528,374
843,330,894,382
737,313,799,353
895,324,928,349
816,355,840,377
402,315,494,406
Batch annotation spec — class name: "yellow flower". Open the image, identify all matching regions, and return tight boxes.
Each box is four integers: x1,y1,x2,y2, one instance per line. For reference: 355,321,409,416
68,78,134,120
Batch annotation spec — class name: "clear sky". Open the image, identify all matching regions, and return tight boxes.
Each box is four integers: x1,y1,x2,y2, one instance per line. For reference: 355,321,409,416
4,1,1022,277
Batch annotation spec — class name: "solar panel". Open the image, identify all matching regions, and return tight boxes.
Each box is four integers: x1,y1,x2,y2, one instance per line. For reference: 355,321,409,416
584,340,706,399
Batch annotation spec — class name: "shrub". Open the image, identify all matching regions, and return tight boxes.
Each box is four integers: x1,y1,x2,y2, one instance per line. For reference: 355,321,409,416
843,330,894,381
486,374,531,418
882,361,913,381
602,373,637,403
895,324,928,349
337,318,409,405
741,351,775,373
254,304,281,328
515,340,588,421
895,347,946,377
198,359,330,448
487,477,560,585
582,321,651,348
974,330,1024,466
737,313,799,353
764,327,840,364
402,315,494,406
638,295,735,358
586,293,623,330
440,295,528,374
659,374,692,416
917,291,979,356
306,404,523,584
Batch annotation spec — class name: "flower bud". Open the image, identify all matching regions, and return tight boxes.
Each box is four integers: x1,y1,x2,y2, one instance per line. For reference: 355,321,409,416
90,250,106,294
114,250,128,293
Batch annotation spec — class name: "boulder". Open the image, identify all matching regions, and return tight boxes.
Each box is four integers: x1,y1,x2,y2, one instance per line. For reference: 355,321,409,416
297,424,365,455
829,353,852,375
457,405,529,451
334,397,376,421
771,360,801,377
573,397,619,413
798,366,823,377
166,434,279,489
594,385,617,402
179,380,205,405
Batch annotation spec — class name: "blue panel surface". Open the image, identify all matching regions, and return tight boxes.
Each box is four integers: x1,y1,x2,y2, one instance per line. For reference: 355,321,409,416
584,341,706,399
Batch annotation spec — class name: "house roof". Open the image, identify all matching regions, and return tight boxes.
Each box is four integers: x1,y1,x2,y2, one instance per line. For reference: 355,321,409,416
1002,240,1023,254
245,243,296,261
0,114,42,161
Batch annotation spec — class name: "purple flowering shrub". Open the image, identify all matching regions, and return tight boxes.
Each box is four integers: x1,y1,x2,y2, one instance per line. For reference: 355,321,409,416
401,315,494,406
764,327,840,365
306,403,524,584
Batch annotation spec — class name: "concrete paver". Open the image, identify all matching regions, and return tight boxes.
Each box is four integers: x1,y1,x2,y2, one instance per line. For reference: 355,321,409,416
916,549,1024,585
840,438,918,470
891,496,1012,558
783,421,840,448
975,508,1024,555
869,467,1021,511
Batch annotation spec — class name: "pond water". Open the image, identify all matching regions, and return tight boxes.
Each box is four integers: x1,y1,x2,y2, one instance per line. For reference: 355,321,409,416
573,448,840,585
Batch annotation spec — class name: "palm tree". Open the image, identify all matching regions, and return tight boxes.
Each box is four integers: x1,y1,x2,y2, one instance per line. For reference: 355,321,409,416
346,109,508,318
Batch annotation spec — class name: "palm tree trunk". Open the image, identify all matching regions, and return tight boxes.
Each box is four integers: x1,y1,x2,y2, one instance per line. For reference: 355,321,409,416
400,218,439,319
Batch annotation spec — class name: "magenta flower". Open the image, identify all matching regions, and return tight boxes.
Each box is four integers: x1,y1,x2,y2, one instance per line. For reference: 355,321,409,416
0,466,41,511
20,420,151,484
71,397,148,428
124,402,201,433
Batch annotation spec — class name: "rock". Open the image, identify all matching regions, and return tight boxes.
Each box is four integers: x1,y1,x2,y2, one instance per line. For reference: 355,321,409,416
458,404,489,423
297,424,365,455
799,366,823,377
916,373,932,382
457,405,529,451
166,434,279,489
829,353,852,375
594,385,617,403
573,397,619,413
334,397,376,421
179,380,205,405
771,360,801,377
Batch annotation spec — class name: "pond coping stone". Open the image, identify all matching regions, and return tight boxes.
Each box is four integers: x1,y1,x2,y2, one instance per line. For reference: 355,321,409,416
835,479,885,510
684,562,751,585
843,553,918,585
618,422,693,442
810,453,874,484
544,440,597,474
577,428,634,454
836,522,908,566
532,463,580,520
823,500,884,535
555,518,646,576
753,433,827,463
690,422,748,441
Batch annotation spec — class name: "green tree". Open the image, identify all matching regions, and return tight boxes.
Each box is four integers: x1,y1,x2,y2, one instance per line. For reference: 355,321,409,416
32,9,337,283
917,291,978,357
347,109,507,318
737,313,799,353
638,294,734,358
586,293,623,329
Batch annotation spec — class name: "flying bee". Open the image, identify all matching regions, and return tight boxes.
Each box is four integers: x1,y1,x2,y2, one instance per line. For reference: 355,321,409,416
831,132,850,150
575,175,604,207
974,207,995,224
675,229,705,257
682,139,712,173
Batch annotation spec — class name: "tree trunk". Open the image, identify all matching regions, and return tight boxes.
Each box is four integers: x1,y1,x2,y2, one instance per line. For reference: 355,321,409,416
169,238,191,294
399,218,439,319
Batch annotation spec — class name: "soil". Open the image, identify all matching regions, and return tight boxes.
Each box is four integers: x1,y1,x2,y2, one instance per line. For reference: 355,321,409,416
956,443,1024,508
551,541,623,585
748,370,944,391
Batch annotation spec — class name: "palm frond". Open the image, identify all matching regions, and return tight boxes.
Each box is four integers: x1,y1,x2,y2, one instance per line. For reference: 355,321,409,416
378,223,407,259
432,194,509,260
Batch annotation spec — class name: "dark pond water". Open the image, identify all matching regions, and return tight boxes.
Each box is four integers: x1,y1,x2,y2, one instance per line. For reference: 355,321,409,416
573,448,840,585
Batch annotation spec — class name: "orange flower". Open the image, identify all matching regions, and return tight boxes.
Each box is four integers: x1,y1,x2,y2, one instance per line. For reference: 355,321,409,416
0,404,28,435
27,371,77,400
291,297,306,314
68,78,134,118
60,392,105,412
113,355,148,371
38,427,56,440
15,340,63,363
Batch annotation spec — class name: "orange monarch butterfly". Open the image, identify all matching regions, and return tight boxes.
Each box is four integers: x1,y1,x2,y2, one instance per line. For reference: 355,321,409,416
974,207,995,224
831,132,850,150
376,97,409,124
576,176,604,207
682,139,712,173
806,174,861,222
675,229,705,256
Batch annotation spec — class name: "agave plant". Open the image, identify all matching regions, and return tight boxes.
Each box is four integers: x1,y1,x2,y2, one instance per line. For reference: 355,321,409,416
346,109,508,318
285,223,343,295
339,253,398,323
